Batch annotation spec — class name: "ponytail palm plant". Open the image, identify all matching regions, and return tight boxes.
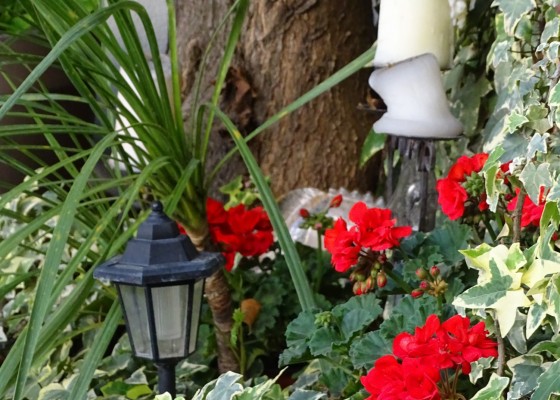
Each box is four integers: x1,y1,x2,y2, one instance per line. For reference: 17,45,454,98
0,0,375,398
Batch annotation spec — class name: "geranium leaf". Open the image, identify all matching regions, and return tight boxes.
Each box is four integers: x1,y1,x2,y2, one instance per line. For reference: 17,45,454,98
379,296,441,340
470,373,509,400
284,311,316,348
507,354,545,400
349,331,392,370
427,221,470,264
340,309,377,341
532,359,560,400
318,362,350,398
333,293,382,320
308,327,339,356
495,0,536,34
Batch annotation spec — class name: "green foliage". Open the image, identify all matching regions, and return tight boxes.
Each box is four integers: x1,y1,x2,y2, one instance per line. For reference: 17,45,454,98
279,294,383,397
359,129,386,167
470,373,509,400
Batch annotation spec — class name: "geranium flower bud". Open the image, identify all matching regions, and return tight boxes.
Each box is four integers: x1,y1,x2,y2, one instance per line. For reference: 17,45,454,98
330,194,343,208
411,289,424,298
353,281,363,295
430,266,440,278
377,271,387,288
299,208,310,219
378,253,388,264
419,280,430,290
365,276,375,291
314,222,323,230
415,268,428,279
353,272,365,282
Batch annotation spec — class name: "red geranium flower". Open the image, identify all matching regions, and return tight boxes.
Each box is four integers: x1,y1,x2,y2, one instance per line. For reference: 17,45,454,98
324,218,360,272
361,355,441,400
440,315,499,374
506,188,545,227
324,203,411,273
206,198,274,271
436,153,489,220
349,202,412,251
436,178,468,220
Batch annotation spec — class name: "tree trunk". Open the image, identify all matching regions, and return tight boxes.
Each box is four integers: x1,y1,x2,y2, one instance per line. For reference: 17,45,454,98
177,0,377,196
176,0,376,374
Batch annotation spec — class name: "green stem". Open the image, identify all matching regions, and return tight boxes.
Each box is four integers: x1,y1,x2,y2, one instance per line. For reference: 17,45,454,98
239,326,246,377
482,215,497,242
314,230,325,292
384,267,413,293
437,295,443,316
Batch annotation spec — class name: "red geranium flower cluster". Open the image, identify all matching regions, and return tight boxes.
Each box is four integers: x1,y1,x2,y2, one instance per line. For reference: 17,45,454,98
324,202,412,273
206,198,273,271
361,314,498,400
324,202,411,294
436,153,489,220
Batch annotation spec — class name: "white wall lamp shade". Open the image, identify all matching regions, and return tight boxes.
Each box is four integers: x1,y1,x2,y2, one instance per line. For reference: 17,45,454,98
373,0,453,69
369,53,462,139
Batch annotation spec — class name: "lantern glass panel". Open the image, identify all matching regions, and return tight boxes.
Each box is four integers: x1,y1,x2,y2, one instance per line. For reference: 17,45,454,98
188,280,204,354
119,285,153,358
152,284,190,358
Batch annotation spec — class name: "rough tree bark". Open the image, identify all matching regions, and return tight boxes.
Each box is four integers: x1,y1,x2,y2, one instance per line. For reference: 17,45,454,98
176,0,376,373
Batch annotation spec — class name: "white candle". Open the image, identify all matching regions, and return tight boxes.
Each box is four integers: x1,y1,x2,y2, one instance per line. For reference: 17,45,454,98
373,0,453,69
369,54,462,139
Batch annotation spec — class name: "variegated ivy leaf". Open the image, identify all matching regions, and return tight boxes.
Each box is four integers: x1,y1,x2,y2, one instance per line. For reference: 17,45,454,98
469,357,494,385
495,0,537,34
521,259,560,288
541,17,560,43
507,354,545,400
519,162,553,205
460,243,526,287
544,275,560,332
470,373,509,400
526,302,547,338
192,372,244,400
482,146,506,212
526,133,549,159
506,311,527,354
456,244,532,335
532,359,560,400
550,81,560,107
491,41,512,67
506,112,529,133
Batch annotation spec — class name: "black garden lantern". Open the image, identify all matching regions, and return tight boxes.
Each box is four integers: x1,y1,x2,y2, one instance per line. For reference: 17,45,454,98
94,201,222,396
